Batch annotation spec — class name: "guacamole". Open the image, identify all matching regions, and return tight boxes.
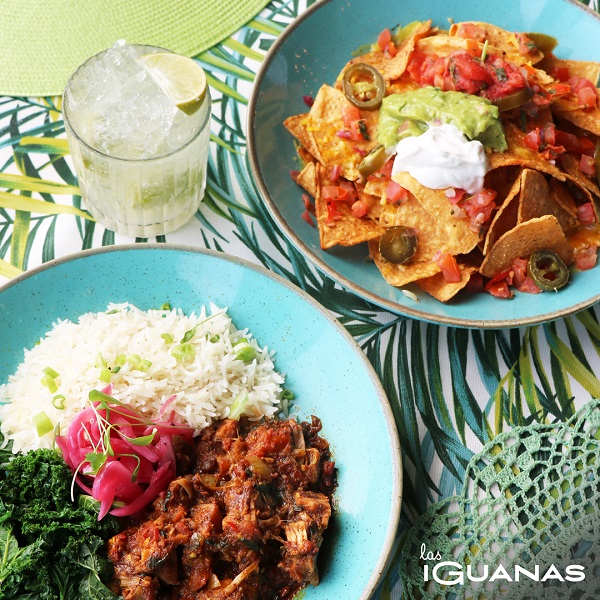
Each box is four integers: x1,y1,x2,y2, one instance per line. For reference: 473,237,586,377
377,86,507,152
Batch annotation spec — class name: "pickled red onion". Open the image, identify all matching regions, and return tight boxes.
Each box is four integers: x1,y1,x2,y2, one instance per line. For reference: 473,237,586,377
55,393,193,520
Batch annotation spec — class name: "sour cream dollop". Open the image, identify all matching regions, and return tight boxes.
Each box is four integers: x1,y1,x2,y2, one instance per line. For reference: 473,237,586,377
391,123,489,194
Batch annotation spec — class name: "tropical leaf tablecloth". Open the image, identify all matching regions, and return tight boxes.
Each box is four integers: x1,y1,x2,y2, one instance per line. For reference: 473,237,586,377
1,1,600,598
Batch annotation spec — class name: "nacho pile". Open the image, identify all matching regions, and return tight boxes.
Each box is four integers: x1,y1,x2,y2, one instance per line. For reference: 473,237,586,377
285,20,600,302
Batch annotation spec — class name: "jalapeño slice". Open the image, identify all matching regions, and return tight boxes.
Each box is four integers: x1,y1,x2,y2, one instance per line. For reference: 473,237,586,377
379,226,417,264
342,63,386,110
527,249,569,291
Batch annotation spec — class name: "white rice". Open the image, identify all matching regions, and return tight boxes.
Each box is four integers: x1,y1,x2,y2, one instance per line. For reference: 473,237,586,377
0,302,285,453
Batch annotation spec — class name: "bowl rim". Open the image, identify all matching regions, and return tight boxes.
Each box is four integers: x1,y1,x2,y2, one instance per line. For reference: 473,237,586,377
0,242,403,600
246,0,600,329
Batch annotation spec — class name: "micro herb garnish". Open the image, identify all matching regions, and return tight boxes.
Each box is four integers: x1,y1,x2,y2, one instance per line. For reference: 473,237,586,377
85,450,108,475
181,326,197,343
480,39,489,63
494,66,507,81
358,119,370,140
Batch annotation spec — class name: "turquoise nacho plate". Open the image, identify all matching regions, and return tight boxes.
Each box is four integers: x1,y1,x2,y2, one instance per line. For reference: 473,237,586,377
248,0,600,328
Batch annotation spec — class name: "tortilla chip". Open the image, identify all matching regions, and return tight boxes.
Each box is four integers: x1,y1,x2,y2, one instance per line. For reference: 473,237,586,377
284,113,325,166
415,264,478,302
388,73,421,95
284,86,379,181
558,152,600,200
297,146,316,167
480,215,574,277
364,177,387,198
483,174,521,254
295,162,317,197
554,103,600,136
355,181,383,220
368,239,440,286
379,198,451,261
537,56,600,85
342,20,432,82
484,165,522,204
491,121,568,181
417,34,478,57
314,164,384,248
307,85,379,180
549,179,580,234
392,171,480,254
517,168,580,234
449,22,544,65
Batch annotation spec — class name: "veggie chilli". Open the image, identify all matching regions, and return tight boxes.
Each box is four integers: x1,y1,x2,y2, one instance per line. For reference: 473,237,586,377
285,20,600,302
107,417,335,600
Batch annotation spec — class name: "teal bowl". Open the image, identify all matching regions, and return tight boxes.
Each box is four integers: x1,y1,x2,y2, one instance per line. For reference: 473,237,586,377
0,245,402,600
248,0,600,328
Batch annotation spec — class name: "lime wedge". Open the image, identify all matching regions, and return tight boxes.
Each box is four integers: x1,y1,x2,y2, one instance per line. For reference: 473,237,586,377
139,53,207,116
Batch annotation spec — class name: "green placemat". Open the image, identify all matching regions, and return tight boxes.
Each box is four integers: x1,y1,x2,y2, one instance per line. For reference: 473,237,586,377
0,0,271,97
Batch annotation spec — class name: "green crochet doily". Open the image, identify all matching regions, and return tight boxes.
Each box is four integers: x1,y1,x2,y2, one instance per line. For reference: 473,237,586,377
399,400,600,599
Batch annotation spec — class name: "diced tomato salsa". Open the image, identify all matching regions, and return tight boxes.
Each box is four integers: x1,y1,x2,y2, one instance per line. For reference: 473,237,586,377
407,49,528,103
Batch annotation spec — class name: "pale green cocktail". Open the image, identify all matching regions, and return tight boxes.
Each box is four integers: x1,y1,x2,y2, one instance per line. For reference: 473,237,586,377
63,42,211,237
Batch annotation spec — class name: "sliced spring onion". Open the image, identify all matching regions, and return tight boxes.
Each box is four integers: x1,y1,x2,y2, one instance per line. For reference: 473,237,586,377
33,411,54,437
95,352,107,368
43,366,60,379
171,343,196,362
52,394,66,410
41,373,58,394
98,366,111,383
128,354,152,371
161,302,171,311
229,392,249,420
115,354,127,367
78,494,101,511
281,389,295,401
209,334,220,343
234,342,257,363
161,333,174,344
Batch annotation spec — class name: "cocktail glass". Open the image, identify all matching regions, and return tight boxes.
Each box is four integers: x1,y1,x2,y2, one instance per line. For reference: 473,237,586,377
62,43,211,237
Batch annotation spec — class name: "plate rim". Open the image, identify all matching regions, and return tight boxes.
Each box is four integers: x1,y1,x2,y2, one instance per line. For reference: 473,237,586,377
246,0,600,329
0,243,403,600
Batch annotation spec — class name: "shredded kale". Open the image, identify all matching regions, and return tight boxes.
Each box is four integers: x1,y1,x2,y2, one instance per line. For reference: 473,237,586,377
0,448,119,599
